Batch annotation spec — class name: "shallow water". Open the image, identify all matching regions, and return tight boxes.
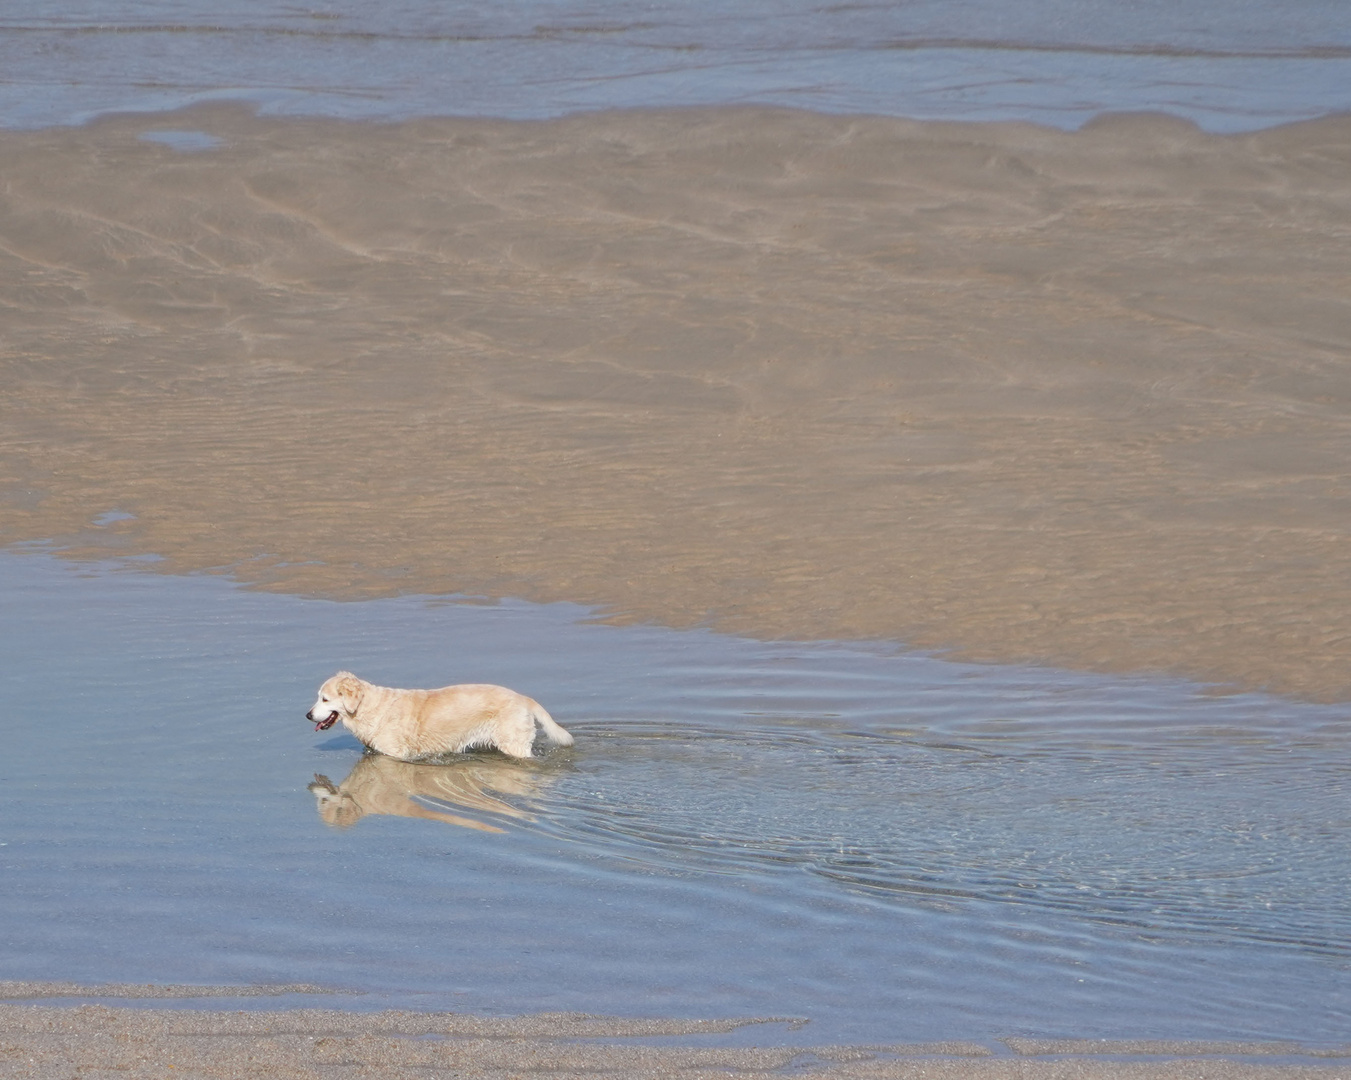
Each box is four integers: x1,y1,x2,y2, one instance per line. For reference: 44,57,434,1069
2,0,1350,131
2,549,1347,1045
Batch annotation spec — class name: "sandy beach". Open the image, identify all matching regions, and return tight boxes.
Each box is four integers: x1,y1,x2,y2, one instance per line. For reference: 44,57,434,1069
2,988,1349,1078
2,104,1349,700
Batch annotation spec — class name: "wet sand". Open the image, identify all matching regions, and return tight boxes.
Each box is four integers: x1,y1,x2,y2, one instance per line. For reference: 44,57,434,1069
2,103,1350,699
3,992,1349,1079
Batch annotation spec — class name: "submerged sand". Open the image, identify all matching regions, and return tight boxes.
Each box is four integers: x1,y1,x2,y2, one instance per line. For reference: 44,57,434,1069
3,995,1349,1079
2,104,1349,698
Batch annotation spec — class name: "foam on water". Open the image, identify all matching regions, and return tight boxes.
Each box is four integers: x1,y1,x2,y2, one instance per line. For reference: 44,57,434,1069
1,549,1347,1044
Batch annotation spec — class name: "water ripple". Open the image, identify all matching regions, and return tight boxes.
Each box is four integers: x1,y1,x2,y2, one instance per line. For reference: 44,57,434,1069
516,713,1351,957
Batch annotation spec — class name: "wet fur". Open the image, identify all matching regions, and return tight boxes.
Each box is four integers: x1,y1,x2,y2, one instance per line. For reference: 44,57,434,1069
306,671,572,760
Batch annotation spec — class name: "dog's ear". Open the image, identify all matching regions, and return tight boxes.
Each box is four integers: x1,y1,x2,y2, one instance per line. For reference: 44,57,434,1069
307,774,338,796
334,673,364,713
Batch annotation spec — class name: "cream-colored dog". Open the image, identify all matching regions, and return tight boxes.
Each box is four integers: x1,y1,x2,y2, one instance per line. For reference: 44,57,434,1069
306,671,572,760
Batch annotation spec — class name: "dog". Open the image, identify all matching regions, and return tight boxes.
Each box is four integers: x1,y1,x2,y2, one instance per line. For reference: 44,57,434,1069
308,754,551,833
306,671,572,760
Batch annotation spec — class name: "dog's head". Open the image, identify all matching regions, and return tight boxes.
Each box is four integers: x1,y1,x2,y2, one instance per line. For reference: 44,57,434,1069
307,773,364,829
306,671,364,731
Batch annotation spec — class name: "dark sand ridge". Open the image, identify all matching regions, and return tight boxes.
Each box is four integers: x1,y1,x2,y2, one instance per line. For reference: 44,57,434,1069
2,104,1349,699
3,995,1350,1079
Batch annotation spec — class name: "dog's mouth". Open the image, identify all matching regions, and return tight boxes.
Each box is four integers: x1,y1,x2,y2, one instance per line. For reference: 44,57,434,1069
313,712,338,731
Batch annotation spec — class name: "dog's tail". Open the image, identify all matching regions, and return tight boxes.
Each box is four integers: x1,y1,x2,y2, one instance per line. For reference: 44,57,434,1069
531,702,574,748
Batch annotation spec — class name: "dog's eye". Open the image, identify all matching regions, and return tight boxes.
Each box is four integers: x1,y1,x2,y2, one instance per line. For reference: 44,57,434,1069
322,696,329,702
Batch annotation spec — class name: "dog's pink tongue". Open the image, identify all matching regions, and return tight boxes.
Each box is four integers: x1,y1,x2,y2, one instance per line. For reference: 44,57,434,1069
313,716,336,731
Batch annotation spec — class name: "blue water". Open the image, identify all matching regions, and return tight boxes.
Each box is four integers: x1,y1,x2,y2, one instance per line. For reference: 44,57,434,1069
2,0,1349,131
1,550,1348,1044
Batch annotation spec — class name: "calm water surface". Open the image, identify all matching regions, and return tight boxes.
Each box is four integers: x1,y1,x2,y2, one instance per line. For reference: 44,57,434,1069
1,549,1348,1044
2,0,1350,130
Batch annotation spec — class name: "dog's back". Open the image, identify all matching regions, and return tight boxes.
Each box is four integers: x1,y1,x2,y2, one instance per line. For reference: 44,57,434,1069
374,681,571,759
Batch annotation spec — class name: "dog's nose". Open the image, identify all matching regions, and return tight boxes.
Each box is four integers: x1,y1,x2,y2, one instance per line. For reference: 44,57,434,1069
305,709,315,721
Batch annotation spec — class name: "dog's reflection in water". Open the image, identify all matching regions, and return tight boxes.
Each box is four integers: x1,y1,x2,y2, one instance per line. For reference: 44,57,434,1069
308,753,552,833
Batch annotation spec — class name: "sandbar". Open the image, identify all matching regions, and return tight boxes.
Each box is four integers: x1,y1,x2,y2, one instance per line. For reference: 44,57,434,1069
3,990,1349,1079
2,104,1350,698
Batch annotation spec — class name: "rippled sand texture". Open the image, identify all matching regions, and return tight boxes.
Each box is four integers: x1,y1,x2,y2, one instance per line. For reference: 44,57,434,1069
2,104,1349,698
3,1003,1347,1080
